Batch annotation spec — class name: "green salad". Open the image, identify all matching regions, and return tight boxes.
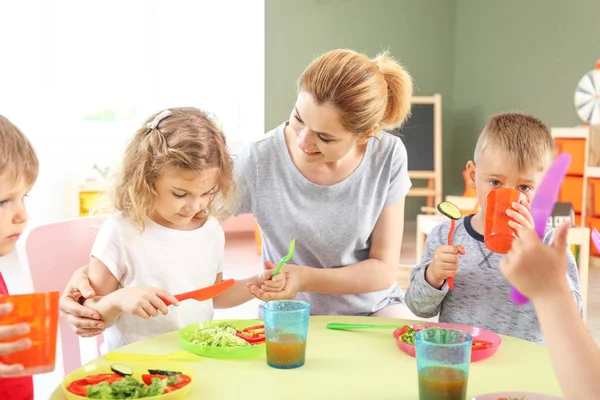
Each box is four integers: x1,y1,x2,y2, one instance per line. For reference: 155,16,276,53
399,325,440,346
188,323,249,347
86,376,175,399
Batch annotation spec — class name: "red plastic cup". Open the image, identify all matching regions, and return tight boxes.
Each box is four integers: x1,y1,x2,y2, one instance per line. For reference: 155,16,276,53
0,292,59,376
484,188,526,254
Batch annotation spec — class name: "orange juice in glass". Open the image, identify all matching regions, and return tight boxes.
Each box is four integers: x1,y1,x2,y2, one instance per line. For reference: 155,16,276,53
0,292,59,375
484,188,526,254
264,300,310,369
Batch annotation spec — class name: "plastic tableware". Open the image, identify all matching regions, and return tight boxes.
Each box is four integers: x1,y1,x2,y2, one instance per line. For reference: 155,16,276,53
0,291,59,376
437,201,463,289
591,227,600,253
326,323,402,330
264,300,310,369
272,238,296,278
415,328,472,400
178,319,266,359
61,359,194,400
104,351,203,362
484,188,526,254
511,152,571,305
163,279,235,307
471,392,564,399
393,322,502,362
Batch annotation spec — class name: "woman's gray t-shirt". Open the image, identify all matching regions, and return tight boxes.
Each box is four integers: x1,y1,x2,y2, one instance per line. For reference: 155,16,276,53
233,122,412,315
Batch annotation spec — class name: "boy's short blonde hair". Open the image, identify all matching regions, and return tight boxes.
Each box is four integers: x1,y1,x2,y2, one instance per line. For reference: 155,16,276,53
473,112,554,171
0,115,39,185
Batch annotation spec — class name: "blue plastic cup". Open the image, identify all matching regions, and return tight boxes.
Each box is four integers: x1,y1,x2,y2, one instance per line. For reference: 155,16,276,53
263,300,310,369
415,328,472,400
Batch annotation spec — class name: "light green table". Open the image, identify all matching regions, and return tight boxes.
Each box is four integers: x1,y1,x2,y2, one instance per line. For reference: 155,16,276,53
51,316,564,399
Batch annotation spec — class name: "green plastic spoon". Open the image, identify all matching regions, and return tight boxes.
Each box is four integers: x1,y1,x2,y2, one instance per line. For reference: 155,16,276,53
271,238,296,277
326,323,402,330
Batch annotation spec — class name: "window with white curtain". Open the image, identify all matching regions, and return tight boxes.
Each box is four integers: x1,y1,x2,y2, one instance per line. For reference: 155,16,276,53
0,0,264,224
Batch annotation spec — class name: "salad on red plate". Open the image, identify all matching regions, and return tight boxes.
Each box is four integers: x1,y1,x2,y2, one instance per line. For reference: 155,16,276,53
66,364,191,399
397,325,493,350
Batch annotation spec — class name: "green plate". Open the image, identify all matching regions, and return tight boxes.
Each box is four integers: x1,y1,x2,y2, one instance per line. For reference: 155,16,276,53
178,319,265,359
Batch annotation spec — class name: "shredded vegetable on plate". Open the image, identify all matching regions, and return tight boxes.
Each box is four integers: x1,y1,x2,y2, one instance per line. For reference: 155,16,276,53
188,323,250,347
85,376,174,399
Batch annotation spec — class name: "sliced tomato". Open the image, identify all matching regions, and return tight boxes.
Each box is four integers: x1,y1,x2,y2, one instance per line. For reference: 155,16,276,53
472,339,493,350
236,324,265,344
142,373,192,390
168,374,192,389
84,373,124,385
142,374,163,386
67,379,89,396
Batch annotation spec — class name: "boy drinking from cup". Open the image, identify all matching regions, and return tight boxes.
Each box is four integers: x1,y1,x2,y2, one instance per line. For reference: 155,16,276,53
405,112,582,344
0,115,39,399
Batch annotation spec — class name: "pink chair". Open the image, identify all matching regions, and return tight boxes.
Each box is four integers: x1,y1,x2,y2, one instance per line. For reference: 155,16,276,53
16,215,107,376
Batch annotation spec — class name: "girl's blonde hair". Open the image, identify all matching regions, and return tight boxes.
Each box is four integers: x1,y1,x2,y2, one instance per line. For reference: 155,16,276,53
298,49,413,134
109,107,234,231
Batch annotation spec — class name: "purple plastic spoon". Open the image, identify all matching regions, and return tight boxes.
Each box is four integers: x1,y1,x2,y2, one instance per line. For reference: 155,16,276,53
510,152,572,305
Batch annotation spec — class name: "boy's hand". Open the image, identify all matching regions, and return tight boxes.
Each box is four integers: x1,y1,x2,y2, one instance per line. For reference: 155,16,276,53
425,245,466,289
500,221,570,301
110,287,179,319
258,261,286,293
507,199,535,231
0,303,32,377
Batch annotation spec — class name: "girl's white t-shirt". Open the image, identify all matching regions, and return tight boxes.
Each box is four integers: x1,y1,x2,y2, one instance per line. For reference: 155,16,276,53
91,212,224,352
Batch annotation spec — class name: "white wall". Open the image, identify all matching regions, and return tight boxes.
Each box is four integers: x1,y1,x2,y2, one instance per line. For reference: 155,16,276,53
0,0,265,227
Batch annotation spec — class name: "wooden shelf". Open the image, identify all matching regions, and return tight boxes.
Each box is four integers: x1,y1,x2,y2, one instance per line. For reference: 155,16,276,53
587,167,600,179
551,126,589,139
407,188,436,197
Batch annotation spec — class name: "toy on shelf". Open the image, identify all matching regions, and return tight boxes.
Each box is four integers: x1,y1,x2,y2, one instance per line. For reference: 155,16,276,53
549,202,575,227
574,59,600,125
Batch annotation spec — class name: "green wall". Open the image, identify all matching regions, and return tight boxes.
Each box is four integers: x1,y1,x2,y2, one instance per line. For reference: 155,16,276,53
265,0,600,220
266,0,457,218
452,0,600,191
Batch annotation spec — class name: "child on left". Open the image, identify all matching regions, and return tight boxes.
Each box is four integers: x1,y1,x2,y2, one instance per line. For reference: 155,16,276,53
74,108,285,351
0,114,40,399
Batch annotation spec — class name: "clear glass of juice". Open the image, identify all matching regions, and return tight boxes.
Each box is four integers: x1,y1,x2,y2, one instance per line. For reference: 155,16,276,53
415,328,472,400
263,300,310,369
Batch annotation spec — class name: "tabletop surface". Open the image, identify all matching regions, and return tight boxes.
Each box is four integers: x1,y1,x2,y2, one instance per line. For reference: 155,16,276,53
51,316,563,399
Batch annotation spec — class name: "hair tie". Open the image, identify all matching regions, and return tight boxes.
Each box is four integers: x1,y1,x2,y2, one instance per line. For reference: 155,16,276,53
144,110,172,135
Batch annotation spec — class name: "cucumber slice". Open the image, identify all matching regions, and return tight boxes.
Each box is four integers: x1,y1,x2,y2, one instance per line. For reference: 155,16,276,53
147,369,182,376
111,363,133,376
437,201,462,220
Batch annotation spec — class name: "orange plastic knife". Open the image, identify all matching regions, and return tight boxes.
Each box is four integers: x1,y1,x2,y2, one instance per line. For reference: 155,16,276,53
163,279,235,306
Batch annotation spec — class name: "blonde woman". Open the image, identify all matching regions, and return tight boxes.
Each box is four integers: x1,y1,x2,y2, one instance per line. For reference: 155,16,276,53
62,49,414,335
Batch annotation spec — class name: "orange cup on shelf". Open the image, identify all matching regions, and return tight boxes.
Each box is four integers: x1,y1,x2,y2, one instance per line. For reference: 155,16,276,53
484,188,526,254
0,291,59,376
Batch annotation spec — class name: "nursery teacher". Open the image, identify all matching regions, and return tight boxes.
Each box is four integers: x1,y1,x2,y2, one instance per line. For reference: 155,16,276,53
60,48,415,336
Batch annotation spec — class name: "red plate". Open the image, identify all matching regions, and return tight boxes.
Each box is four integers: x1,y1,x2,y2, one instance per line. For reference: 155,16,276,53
393,322,502,362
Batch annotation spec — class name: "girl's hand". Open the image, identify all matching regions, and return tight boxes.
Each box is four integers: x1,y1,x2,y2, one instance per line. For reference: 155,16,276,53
507,199,535,232
258,261,286,293
248,262,302,301
0,303,32,377
111,287,179,319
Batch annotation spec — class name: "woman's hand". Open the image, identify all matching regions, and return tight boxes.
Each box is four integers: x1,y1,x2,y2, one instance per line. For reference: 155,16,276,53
59,266,105,337
248,261,303,301
0,303,32,377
